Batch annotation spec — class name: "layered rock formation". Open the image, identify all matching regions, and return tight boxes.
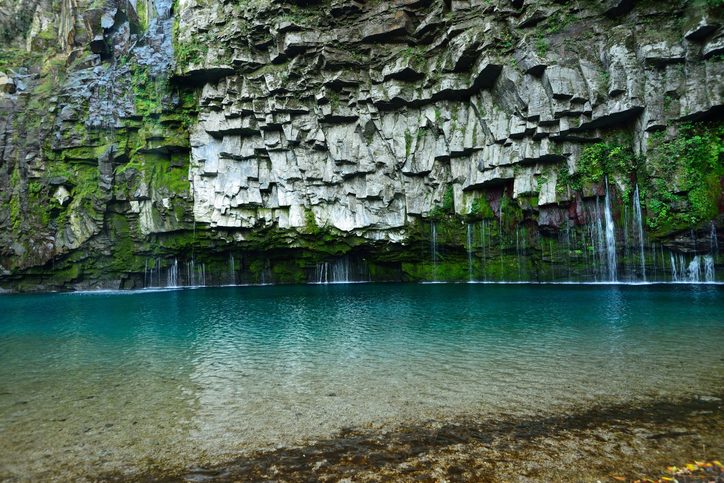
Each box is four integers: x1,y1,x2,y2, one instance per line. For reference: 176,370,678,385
0,0,722,290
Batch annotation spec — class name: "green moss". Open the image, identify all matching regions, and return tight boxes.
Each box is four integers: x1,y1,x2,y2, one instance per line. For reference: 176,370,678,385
430,185,455,220
535,36,549,56
571,141,636,189
642,122,723,236
136,0,148,30
404,129,413,158
499,194,524,229
470,196,495,219
304,208,322,236
9,193,21,232
270,259,306,284
175,36,209,70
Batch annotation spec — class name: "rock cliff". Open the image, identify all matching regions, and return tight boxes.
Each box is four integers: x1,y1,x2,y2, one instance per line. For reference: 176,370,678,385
0,0,722,290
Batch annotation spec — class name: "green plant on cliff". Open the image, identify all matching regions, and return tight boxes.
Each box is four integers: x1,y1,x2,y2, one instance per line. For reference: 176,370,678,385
570,141,635,190
304,208,322,236
642,122,723,235
174,35,209,69
429,186,455,221
470,196,495,220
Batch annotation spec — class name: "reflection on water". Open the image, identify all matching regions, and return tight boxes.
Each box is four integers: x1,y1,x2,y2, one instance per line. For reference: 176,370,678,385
0,284,722,479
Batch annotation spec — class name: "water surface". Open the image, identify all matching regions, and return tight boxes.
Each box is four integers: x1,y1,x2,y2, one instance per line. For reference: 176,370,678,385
0,284,722,479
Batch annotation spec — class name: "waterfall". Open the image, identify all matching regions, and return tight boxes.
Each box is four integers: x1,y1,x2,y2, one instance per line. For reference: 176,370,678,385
593,198,605,280
144,258,175,288
166,258,179,287
703,255,715,282
315,262,329,284
603,178,617,281
687,256,701,282
711,222,719,252
480,220,487,281
186,260,205,287
187,260,195,287
632,185,646,281
431,222,438,281
549,239,555,280
668,253,714,283
466,223,474,281
498,216,504,279
154,258,161,287
670,252,678,281
315,256,354,283
515,226,521,281
333,256,351,282
228,253,236,285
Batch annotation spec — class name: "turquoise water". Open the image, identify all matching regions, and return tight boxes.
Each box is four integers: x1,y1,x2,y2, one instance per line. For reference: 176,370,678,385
0,284,722,479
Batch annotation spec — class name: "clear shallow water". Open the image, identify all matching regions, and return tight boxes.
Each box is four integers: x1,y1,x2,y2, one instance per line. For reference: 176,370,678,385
0,284,722,479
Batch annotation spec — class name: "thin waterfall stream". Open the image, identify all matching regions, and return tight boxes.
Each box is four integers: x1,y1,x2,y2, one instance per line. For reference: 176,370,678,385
632,184,646,281
604,177,617,281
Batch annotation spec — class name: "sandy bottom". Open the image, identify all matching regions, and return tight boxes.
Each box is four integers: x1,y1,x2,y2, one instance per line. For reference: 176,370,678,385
71,395,721,482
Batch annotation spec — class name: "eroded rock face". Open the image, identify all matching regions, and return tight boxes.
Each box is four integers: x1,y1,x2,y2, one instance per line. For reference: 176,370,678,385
176,0,722,235
0,0,722,290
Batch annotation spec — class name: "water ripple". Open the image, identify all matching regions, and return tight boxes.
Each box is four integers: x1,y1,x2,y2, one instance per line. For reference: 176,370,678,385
0,284,722,480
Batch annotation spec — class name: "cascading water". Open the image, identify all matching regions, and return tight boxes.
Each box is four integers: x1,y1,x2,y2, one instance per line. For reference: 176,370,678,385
480,220,487,281
187,260,195,287
315,262,329,284
335,257,350,282
166,258,179,287
687,257,701,282
466,223,474,282
199,263,206,286
144,259,149,288
314,256,358,283
431,222,438,281
632,184,646,281
603,177,618,281
515,226,521,281
228,254,236,285
704,255,715,282
711,223,719,252
593,198,606,280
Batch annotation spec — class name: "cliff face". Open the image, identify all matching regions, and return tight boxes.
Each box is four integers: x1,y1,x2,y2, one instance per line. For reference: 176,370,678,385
0,0,722,291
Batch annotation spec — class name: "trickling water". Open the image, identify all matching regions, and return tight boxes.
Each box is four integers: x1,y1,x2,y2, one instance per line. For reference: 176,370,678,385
334,256,351,282
632,185,646,281
166,258,179,288
480,221,487,282
187,260,195,287
431,222,438,281
593,198,606,281
711,223,719,252
603,178,617,281
687,256,701,282
315,256,355,284
704,255,715,282
316,262,329,284
144,259,149,288
670,252,679,282
228,254,236,285
549,239,555,280
466,224,474,282
515,226,521,282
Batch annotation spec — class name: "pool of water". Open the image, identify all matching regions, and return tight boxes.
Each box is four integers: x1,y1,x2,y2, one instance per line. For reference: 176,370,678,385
0,283,722,479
